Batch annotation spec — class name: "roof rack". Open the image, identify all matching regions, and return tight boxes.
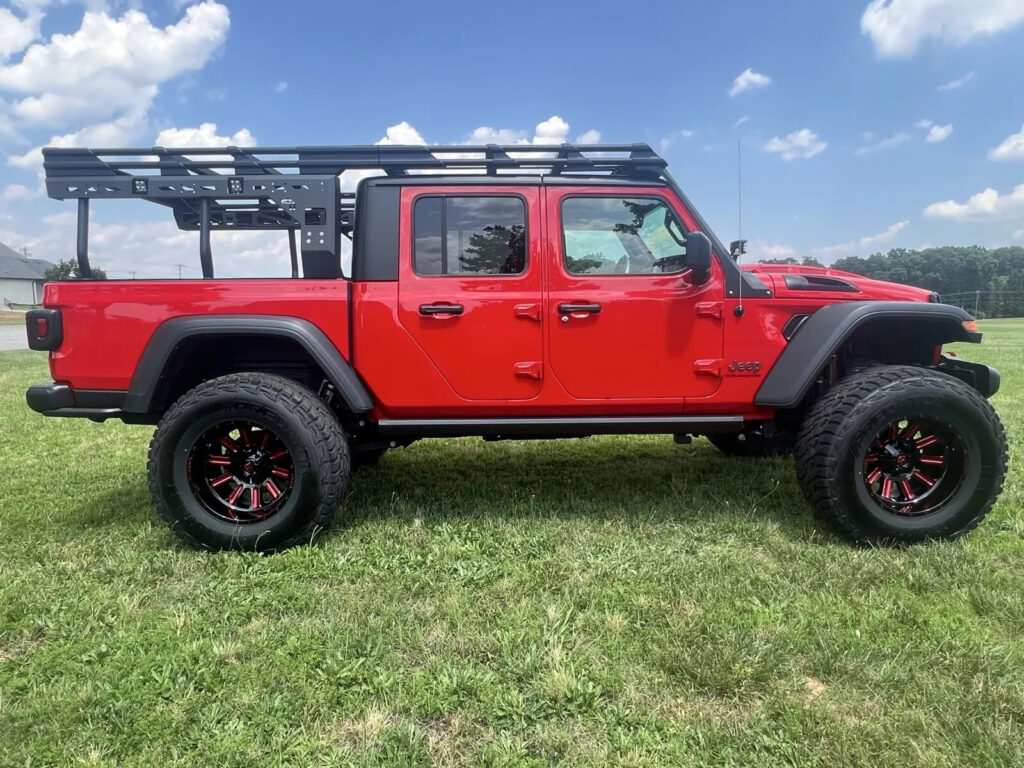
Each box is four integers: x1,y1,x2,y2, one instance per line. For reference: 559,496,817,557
42,143,670,279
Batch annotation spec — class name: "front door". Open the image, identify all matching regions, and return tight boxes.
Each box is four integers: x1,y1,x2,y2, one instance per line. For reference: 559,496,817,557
545,187,725,400
397,186,543,401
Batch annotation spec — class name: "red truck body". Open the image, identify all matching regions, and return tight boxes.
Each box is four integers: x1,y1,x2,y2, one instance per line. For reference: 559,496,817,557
24,143,1005,551
40,185,932,423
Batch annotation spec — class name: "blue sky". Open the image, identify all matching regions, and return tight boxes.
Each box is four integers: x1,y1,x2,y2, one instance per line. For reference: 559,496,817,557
1,0,1024,277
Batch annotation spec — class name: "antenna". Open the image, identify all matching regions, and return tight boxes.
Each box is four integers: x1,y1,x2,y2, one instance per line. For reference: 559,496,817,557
735,140,745,317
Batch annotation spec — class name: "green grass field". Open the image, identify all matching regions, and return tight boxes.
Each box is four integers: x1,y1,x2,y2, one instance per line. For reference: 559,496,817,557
0,311,26,326
1,321,1022,767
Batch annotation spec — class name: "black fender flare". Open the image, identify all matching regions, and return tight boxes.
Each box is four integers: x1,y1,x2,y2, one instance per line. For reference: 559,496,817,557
122,315,373,415
755,301,980,409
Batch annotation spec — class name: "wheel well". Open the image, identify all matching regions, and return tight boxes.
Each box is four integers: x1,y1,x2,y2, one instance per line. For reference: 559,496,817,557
838,315,953,367
773,316,964,429
151,334,331,416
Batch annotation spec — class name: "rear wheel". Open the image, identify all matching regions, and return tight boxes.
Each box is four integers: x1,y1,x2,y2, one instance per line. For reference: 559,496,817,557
795,366,1006,544
148,373,350,552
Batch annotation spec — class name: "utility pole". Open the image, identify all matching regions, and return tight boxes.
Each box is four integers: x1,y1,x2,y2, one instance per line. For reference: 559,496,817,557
129,270,137,280
975,290,980,316
174,264,185,279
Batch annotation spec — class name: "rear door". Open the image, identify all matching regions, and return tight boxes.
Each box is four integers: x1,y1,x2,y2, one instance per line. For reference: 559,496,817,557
544,186,725,400
397,185,543,401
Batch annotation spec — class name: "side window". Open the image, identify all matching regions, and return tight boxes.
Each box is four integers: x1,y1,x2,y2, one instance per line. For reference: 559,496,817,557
561,196,688,275
413,196,526,276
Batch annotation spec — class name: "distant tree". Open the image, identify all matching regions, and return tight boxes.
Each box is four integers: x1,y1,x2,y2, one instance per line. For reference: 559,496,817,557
460,224,526,274
43,259,107,281
758,256,825,267
831,246,1024,318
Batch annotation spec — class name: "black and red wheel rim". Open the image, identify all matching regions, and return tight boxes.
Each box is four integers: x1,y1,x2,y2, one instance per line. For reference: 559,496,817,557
861,417,968,517
186,420,295,523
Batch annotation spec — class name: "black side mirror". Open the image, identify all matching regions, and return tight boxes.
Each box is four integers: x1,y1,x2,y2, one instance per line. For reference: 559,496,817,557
685,231,713,284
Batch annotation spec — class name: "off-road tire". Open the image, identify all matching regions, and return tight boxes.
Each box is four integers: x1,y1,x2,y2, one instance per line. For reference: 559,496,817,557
148,373,350,552
795,365,1006,544
708,431,794,458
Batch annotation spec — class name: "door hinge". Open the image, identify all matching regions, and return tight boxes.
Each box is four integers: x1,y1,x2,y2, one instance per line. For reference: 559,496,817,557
695,301,723,320
514,303,541,322
514,361,543,380
694,359,723,377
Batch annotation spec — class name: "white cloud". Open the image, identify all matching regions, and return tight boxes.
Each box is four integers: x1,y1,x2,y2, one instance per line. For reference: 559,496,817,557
862,0,1024,57
924,184,1024,220
1014,228,1024,240
532,115,570,144
855,131,911,155
8,100,151,176
761,244,795,258
658,129,694,153
465,125,526,144
925,123,953,143
275,80,288,93
2,183,36,201
937,71,975,90
915,119,934,129
462,116,597,147
729,68,771,97
375,120,427,145
733,116,751,129
765,129,827,160
989,124,1024,160
0,6,42,61
816,221,909,258
0,2,230,128
155,123,256,147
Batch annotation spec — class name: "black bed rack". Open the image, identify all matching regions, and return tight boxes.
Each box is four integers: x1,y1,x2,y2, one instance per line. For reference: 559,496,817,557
42,143,672,279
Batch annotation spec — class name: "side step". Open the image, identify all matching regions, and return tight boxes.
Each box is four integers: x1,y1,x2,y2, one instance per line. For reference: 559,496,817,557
376,416,744,439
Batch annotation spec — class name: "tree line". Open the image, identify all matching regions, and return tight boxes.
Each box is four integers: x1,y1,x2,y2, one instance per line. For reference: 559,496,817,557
761,246,1024,318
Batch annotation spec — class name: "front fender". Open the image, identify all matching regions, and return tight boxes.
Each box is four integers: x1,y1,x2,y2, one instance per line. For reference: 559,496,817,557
755,301,979,408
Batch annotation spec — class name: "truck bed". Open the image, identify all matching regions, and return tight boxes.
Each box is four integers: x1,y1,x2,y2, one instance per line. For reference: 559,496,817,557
43,279,350,390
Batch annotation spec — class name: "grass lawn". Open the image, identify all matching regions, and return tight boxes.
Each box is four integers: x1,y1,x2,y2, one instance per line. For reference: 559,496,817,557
1,320,1022,767
0,311,26,326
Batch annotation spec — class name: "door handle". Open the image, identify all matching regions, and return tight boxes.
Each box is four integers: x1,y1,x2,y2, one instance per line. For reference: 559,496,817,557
419,303,464,317
557,303,601,315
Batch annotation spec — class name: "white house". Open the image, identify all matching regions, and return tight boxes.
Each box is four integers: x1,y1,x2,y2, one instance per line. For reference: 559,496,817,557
0,242,55,308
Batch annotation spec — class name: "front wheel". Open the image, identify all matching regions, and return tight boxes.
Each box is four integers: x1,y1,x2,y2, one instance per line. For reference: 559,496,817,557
795,366,1007,544
148,373,350,552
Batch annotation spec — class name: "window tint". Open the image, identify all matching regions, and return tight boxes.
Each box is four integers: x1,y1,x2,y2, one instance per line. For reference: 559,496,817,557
561,197,688,275
413,196,526,276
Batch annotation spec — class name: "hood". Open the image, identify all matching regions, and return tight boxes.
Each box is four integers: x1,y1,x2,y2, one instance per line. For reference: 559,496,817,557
744,263,936,303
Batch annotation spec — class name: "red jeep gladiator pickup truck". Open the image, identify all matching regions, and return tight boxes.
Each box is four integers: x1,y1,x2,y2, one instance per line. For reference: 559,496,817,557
26,143,1006,551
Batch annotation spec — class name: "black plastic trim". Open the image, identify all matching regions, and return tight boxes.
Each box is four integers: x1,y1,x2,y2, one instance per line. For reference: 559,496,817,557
26,382,125,420
352,181,400,281
123,315,373,415
938,355,1000,398
25,308,63,351
377,415,744,438
755,301,979,408
782,313,811,341
782,274,859,293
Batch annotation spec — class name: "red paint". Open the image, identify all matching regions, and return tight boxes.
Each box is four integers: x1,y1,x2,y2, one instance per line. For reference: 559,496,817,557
41,184,941,424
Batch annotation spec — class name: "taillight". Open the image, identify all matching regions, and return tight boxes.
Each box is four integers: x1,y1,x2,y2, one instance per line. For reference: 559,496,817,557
26,308,63,351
